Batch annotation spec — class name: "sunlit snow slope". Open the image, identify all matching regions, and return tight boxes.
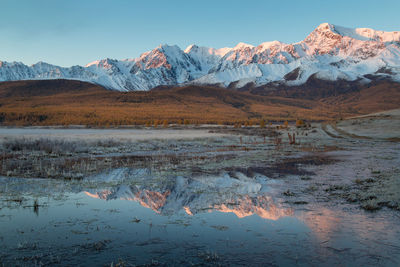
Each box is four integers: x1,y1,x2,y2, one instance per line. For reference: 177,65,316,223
1,23,400,91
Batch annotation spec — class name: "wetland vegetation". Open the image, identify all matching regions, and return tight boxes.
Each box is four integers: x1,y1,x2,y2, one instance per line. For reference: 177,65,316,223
1,111,399,265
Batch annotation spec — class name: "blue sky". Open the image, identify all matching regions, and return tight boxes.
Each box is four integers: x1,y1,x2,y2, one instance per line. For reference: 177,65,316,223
1,0,399,67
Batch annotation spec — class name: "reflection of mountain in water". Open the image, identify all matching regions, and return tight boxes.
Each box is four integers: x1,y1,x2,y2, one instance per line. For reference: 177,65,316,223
85,168,293,220
214,195,293,220
85,187,170,214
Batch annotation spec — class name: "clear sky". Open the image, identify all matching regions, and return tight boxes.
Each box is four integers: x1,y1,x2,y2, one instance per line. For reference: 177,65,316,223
1,0,399,67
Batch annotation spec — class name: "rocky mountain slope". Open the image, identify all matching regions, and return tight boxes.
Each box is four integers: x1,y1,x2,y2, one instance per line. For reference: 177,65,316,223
1,23,399,91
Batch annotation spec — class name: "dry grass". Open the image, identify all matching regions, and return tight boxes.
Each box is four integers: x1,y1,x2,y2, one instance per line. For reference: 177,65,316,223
0,137,237,179
354,171,400,211
0,80,349,126
0,79,399,126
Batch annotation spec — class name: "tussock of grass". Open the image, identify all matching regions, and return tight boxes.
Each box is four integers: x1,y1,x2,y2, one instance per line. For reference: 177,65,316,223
346,171,400,211
2,138,87,154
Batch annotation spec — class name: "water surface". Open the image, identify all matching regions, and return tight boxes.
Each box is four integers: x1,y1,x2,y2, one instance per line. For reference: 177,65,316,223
1,169,399,266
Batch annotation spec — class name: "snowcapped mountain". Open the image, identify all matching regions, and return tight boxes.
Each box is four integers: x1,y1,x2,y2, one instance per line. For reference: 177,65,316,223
1,23,400,91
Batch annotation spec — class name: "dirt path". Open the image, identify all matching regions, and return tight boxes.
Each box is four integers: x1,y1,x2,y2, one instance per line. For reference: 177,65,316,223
330,122,372,140
321,123,343,139
331,109,400,142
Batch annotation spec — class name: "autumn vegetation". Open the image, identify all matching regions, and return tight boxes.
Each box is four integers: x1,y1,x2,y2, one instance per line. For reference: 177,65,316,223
0,79,399,127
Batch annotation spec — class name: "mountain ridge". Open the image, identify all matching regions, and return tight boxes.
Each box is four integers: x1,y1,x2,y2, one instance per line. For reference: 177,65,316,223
1,23,399,91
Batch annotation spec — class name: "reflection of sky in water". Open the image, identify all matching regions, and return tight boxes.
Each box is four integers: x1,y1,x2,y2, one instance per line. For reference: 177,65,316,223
1,171,400,266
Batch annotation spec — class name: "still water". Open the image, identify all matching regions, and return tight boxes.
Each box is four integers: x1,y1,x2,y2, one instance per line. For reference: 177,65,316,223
1,168,399,266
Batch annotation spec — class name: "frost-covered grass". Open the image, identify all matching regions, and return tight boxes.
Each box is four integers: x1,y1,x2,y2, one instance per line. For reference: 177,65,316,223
351,170,400,210
0,133,243,179
1,118,399,212
2,138,90,154
0,128,228,142
336,108,400,139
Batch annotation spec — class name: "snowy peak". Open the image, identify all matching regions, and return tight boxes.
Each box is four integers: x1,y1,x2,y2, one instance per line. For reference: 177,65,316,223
233,42,255,50
85,60,100,68
301,23,396,58
1,23,400,91
132,44,196,73
333,24,400,42
135,45,174,70
303,23,343,52
309,22,400,43
184,44,231,58
257,41,285,51
311,22,337,36
86,58,118,69
184,44,197,53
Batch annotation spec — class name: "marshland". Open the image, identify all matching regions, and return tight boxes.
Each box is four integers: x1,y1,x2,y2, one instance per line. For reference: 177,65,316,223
0,110,399,266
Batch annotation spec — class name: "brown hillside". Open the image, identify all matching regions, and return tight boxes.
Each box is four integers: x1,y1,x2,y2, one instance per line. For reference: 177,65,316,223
0,79,399,126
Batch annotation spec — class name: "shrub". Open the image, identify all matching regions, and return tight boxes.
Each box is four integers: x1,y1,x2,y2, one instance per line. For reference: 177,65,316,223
163,120,168,128
296,119,305,127
284,121,289,128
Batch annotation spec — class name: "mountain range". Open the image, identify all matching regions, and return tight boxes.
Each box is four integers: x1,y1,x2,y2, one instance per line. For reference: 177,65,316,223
1,23,400,91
